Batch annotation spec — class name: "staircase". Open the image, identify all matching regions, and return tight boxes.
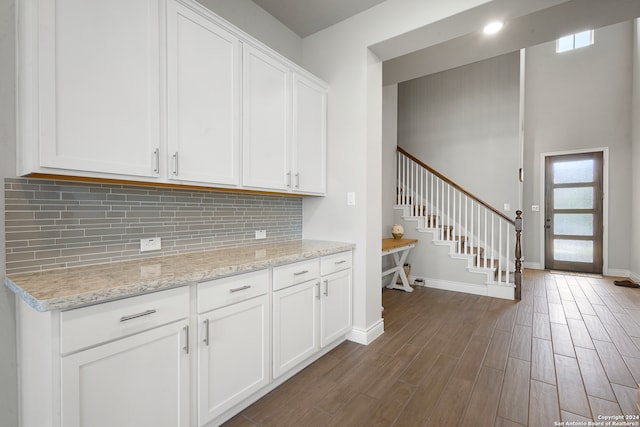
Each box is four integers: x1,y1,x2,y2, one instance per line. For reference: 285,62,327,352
393,147,520,300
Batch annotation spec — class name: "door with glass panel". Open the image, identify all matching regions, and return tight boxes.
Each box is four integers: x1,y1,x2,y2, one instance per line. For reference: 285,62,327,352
545,152,603,273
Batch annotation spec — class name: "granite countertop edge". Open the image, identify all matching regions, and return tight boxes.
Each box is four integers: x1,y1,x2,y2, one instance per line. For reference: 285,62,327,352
4,240,355,312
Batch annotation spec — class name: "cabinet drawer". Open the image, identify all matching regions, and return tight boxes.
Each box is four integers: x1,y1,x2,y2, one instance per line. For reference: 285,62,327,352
60,286,190,354
197,269,269,313
273,259,319,291
321,251,353,276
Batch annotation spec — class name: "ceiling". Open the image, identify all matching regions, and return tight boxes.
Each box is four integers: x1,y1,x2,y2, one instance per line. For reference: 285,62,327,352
251,0,640,85
378,0,640,85
252,0,387,37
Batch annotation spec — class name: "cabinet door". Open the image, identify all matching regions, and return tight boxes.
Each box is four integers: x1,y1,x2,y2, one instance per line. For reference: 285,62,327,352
320,269,352,347
242,45,291,191
292,73,327,195
61,320,189,427
37,0,160,177
167,1,240,186
273,279,319,378
198,295,269,426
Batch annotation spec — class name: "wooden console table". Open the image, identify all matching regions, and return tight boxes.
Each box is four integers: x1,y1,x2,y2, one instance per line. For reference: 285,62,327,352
382,238,418,292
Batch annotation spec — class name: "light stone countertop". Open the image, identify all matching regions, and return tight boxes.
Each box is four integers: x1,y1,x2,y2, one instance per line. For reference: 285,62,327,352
4,239,355,312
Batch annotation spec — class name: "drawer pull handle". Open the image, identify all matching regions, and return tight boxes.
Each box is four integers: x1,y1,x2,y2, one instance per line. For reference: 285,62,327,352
335,260,347,265
203,319,210,346
229,285,251,293
293,270,309,276
119,309,156,322
183,325,189,354
172,152,179,176
153,148,160,174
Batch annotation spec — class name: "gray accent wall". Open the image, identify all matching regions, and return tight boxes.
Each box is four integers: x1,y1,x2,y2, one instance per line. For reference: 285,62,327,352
523,21,633,273
397,51,521,214
5,178,302,275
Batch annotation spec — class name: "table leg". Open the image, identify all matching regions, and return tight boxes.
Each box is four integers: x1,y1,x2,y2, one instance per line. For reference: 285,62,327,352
385,248,413,292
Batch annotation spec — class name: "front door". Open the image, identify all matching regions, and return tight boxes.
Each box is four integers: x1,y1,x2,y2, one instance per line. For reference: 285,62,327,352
544,152,603,273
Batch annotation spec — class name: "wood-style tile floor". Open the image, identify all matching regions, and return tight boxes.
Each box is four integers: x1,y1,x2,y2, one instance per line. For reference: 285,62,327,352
225,270,640,426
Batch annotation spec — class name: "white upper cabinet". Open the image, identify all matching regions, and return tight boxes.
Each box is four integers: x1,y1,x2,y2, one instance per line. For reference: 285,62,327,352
242,47,328,195
292,73,327,195
21,0,161,178
17,0,327,195
242,45,291,192
166,0,240,187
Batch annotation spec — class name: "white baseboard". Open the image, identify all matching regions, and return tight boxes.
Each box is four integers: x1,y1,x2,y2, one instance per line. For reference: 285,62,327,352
488,283,517,300
419,277,514,300
347,318,385,345
605,268,630,278
523,262,544,270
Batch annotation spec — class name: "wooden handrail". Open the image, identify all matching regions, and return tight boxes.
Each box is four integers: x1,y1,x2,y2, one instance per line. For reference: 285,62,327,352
397,146,515,225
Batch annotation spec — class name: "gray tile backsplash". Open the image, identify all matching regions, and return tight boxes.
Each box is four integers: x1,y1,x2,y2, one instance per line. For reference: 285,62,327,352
4,178,303,274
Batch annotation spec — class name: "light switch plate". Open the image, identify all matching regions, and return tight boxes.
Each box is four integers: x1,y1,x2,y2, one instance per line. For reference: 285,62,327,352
347,192,356,206
532,205,540,212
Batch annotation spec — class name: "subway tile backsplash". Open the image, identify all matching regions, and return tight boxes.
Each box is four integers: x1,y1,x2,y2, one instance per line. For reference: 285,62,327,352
4,178,303,274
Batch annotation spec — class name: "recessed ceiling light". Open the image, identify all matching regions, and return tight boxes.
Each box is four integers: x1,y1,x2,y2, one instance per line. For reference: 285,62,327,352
483,21,504,35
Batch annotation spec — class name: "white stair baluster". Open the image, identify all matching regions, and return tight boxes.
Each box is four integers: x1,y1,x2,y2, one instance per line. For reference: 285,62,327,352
498,221,503,283
490,213,495,273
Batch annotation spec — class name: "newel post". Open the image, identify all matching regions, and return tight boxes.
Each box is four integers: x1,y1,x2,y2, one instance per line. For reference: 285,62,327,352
514,210,523,300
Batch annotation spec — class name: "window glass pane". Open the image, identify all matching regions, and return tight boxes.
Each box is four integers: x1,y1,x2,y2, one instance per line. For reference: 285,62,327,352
557,35,574,53
574,30,593,49
553,159,593,183
554,239,593,263
554,187,593,209
554,214,593,236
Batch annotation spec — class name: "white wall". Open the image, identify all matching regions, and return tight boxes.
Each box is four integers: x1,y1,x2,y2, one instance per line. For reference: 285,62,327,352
632,19,640,282
196,0,302,62
397,52,521,213
299,0,494,342
523,21,633,274
0,0,18,424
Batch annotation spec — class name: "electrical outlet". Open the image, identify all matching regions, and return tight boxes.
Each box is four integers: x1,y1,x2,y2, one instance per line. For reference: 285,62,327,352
503,203,510,211
140,237,161,252
255,230,266,240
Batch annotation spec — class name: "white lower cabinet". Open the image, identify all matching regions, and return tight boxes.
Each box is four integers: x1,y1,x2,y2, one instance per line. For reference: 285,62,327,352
273,252,352,379
61,320,190,427
197,271,270,426
16,286,191,427
272,279,320,378
15,252,352,427
320,268,353,347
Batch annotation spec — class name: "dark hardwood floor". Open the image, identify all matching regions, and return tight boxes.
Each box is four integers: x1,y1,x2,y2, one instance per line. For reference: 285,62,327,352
225,270,640,426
